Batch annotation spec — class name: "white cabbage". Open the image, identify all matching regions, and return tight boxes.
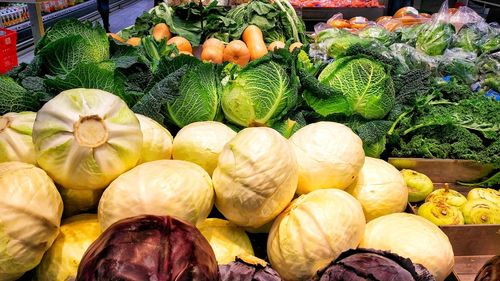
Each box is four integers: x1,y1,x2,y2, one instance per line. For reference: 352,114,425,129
0,162,63,281
136,114,173,164
213,127,298,228
59,187,104,218
35,214,100,281
267,189,366,281
360,213,455,281
32,88,143,190
289,122,365,194
173,121,236,175
346,157,408,221
0,112,36,164
98,160,214,230
197,218,254,264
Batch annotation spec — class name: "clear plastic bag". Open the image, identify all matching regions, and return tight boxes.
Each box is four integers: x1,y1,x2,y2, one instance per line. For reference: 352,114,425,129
390,43,439,73
415,0,455,56
437,48,478,84
449,6,484,32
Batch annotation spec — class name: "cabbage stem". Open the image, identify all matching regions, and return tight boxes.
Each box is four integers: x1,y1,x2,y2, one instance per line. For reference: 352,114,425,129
73,115,109,148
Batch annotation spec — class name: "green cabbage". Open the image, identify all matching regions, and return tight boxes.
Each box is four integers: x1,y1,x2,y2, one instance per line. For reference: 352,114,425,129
221,60,298,127
35,19,109,75
305,56,395,120
132,56,222,128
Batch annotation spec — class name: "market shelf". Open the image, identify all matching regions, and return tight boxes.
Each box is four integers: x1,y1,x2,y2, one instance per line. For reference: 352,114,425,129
9,0,136,52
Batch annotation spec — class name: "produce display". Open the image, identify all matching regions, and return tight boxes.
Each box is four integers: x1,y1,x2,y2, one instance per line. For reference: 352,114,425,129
0,0,499,280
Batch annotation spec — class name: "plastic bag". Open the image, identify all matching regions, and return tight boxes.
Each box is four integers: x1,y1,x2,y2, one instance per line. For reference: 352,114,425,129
477,51,500,92
452,21,490,53
480,24,500,54
437,48,478,84
449,6,484,32
390,43,439,73
358,25,395,46
395,23,426,46
416,1,455,56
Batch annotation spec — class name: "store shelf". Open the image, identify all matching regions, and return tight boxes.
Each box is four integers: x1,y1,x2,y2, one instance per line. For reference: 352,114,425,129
10,0,136,51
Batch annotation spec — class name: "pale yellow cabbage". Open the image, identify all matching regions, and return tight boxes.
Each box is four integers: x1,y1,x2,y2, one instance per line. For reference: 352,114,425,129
213,127,298,228
0,162,63,281
267,189,365,281
98,160,214,230
136,114,173,164
173,121,236,175
360,213,455,281
32,88,143,190
0,112,36,164
346,157,408,221
197,218,254,264
289,122,365,194
35,214,100,281
59,187,104,218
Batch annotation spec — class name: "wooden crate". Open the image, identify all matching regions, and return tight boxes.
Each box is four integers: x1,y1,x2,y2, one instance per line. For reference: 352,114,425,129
389,158,499,281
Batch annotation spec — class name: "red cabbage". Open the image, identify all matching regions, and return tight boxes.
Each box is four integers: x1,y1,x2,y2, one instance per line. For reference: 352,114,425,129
311,248,435,281
76,215,219,281
219,255,282,281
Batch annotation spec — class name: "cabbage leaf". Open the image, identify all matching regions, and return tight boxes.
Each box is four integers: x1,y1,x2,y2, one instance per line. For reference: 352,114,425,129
305,55,395,120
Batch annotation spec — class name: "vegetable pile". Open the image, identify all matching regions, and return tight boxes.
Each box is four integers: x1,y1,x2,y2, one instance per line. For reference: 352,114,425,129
0,0,498,280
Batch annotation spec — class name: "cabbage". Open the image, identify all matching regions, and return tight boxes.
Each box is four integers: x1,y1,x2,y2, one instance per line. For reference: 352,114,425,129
0,112,36,164
346,157,408,221
289,122,365,194
32,88,143,190
267,189,366,281
173,121,236,175
213,127,298,228
0,162,63,281
59,187,104,218
36,19,109,75
313,248,435,281
474,255,500,281
360,213,454,281
222,61,298,127
35,214,100,281
197,218,254,264
98,160,214,230
76,215,219,281
219,255,282,281
304,55,395,120
136,114,173,164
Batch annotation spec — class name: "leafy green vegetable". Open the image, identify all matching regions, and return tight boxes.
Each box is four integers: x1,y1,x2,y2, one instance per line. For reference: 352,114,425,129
358,26,395,46
438,48,478,84
322,32,371,59
271,111,307,138
35,19,109,75
452,23,486,53
133,56,222,128
480,34,500,54
457,171,500,188
222,61,297,127
43,61,137,106
395,24,425,46
305,53,395,120
0,76,42,115
356,120,393,158
223,0,307,44
416,22,455,56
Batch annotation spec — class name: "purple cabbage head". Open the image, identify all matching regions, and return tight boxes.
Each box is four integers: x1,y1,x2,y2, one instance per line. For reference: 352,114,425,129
76,215,219,281
311,248,435,281
219,255,282,281
474,255,500,281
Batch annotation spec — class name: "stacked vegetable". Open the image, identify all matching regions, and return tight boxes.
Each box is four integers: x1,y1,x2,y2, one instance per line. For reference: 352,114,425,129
0,86,456,280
